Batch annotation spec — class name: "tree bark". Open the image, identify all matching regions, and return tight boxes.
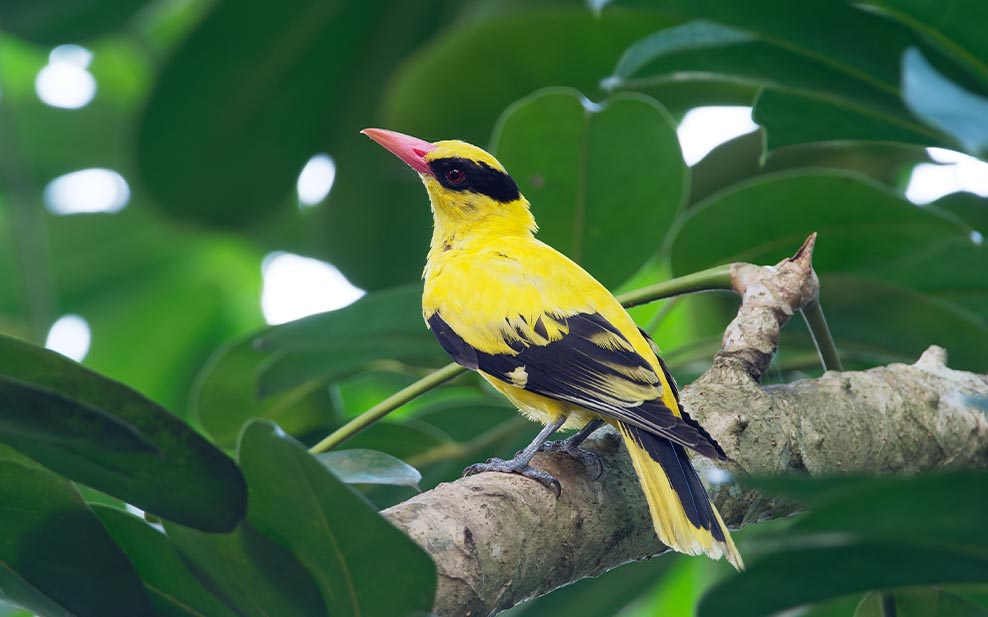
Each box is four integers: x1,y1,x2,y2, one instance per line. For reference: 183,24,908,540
383,237,988,616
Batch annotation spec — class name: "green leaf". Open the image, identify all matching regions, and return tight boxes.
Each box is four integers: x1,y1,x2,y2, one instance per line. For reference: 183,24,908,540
668,170,970,276
860,0,988,85
254,285,446,396
0,374,154,452
868,237,988,322
137,0,446,228
491,88,686,288
0,444,151,617
164,519,327,617
192,333,338,449
754,87,939,151
689,130,927,205
609,0,916,93
0,0,152,44
323,6,681,290
93,506,240,617
749,472,988,553
0,599,33,617
698,542,988,617
344,419,451,460
239,419,437,616
608,20,755,82
934,192,988,235
606,0,950,151
858,589,988,617
606,20,907,121
820,274,988,372
703,473,988,617
0,333,246,531
383,7,681,146
318,448,422,490
506,555,675,616
902,47,988,157
42,206,266,414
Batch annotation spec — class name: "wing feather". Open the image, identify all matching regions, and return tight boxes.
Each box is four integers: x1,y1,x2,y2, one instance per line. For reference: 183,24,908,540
428,311,726,460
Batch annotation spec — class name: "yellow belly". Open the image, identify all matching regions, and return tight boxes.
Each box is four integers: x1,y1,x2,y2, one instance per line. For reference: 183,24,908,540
480,371,599,431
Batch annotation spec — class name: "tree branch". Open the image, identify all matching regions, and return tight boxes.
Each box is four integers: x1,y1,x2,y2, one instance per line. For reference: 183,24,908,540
383,237,988,616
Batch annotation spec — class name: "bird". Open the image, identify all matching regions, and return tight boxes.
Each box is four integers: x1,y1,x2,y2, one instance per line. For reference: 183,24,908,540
362,128,742,569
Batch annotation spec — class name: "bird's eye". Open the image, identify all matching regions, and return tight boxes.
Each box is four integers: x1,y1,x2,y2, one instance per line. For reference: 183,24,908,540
445,169,466,185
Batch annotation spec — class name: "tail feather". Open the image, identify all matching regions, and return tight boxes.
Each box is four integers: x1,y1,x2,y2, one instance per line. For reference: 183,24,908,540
619,421,743,570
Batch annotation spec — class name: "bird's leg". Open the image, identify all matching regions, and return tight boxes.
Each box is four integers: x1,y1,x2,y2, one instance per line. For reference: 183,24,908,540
538,418,605,479
463,417,566,495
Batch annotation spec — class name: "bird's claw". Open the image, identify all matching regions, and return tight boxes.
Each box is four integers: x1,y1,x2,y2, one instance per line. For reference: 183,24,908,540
537,439,604,480
463,457,561,496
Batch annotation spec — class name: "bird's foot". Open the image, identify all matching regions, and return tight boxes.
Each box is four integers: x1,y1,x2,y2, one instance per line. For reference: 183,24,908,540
463,457,561,496
538,438,604,480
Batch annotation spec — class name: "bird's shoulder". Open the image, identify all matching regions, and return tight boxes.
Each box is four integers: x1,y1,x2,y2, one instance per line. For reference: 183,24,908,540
423,237,647,360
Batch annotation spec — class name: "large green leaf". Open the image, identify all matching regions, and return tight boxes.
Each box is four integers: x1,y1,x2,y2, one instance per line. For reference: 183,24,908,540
137,0,447,228
689,130,927,205
700,472,988,617
491,88,686,288
42,206,266,414
164,520,327,617
753,88,938,151
0,374,152,452
857,588,988,617
0,333,246,531
605,20,909,120
668,170,970,276
192,333,338,449
0,445,150,617
253,285,446,396
819,274,988,372
239,419,437,616
934,192,988,235
609,0,916,91
0,600,32,617
506,554,675,616
323,6,681,289
699,542,988,617
382,7,681,146
606,0,956,150
861,0,988,84
93,506,239,617
868,237,988,322
746,473,988,552
786,472,988,553
0,0,152,45
902,47,988,157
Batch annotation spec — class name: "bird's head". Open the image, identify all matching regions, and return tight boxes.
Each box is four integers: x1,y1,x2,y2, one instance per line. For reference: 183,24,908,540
362,128,535,238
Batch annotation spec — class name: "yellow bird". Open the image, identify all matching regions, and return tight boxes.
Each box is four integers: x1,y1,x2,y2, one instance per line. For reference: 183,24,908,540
362,128,742,569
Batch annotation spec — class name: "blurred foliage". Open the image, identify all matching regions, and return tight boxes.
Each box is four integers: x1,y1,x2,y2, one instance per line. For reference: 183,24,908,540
0,0,987,615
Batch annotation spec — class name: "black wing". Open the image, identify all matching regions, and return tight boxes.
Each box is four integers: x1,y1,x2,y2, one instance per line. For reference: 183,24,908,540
428,311,726,460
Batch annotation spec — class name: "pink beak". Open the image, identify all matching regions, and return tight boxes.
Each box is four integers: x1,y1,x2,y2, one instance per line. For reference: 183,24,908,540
361,128,436,175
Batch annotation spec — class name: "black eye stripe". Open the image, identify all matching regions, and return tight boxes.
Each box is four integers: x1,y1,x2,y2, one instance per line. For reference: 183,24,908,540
428,157,520,203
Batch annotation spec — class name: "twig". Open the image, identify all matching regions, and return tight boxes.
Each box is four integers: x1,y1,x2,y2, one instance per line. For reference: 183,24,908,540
801,299,843,372
308,362,466,454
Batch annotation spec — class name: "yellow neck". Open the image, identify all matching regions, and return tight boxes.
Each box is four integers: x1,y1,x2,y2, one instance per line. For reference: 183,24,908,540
426,194,537,263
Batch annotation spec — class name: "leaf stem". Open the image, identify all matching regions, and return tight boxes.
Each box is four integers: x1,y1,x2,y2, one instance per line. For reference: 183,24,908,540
309,266,736,453
309,362,466,454
615,264,733,308
801,298,843,372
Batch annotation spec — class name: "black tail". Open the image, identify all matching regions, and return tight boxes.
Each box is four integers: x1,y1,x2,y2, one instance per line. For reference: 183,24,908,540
620,422,742,569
